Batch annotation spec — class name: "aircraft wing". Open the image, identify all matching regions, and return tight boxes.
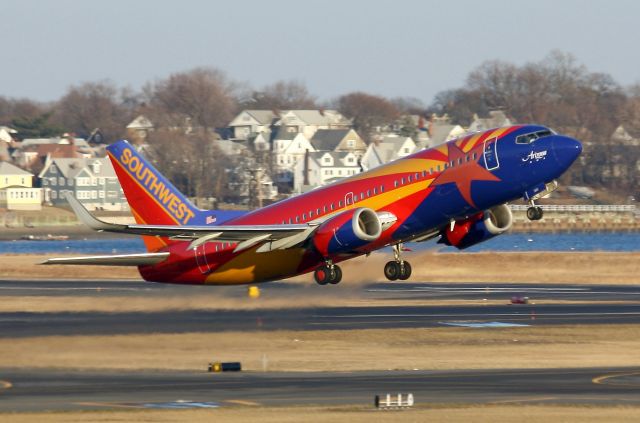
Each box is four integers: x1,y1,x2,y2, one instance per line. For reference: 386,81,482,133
65,194,315,252
42,252,170,266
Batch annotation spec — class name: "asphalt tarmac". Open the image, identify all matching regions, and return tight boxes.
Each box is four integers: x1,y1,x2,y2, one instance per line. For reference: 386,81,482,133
3,279,640,302
2,279,640,413
2,280,640,337
1,367,640,411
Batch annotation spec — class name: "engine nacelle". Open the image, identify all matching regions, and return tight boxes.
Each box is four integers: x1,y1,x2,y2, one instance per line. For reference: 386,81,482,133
440,204,513,250
313,207,383,256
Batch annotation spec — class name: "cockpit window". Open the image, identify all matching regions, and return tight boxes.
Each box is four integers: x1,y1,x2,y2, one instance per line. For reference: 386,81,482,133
515,129,554,144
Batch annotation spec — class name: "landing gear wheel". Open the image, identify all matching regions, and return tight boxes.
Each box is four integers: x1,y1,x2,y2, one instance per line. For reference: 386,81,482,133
526,206,543,221
398,261,412,280
384,261,401,281
314,266,330,285
314,264,342,285
329,265,342,285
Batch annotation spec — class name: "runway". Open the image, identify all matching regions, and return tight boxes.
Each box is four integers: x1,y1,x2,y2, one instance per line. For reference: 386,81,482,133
3,279,640,302
1,279,640,337
1,367,640,411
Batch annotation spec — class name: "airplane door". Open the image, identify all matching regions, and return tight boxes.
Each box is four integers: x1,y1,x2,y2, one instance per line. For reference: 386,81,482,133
345,192,354,206
483,137,500,171
194,244,211,274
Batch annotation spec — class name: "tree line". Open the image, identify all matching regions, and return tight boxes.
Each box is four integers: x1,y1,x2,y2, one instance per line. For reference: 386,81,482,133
1,50,638,199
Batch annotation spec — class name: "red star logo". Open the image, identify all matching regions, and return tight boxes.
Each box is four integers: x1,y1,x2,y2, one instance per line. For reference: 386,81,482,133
431,141,500,208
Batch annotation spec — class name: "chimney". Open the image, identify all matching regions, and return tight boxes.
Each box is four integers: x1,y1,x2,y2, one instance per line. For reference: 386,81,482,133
303,149,310,186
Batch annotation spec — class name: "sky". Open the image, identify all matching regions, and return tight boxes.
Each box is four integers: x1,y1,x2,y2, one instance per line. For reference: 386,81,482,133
3,0,639,105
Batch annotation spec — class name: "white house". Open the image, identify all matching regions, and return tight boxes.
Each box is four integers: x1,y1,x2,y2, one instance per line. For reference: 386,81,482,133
427,115,466,146
361,135,417,170
273,110,351,140
228,110,279,140
293,151,361,192
467,111,512,133
272,131,315,184
126,115,154,142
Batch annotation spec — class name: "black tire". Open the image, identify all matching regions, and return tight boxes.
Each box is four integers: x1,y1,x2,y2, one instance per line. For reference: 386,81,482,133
398,261,412,280
384,261,400,281
314,266,330,285
535,206,544,220
526,207,537,221
329,265,342,284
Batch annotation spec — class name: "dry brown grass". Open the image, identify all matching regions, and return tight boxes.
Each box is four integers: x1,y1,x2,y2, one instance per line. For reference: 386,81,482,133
2,405,640,423
1,325,640,372
2,251,639,284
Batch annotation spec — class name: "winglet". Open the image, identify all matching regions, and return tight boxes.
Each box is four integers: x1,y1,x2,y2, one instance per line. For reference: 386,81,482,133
65,193,126,232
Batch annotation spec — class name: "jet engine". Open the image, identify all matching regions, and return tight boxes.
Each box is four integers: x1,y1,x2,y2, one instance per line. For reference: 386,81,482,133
439,204,513,250
313,207,389,256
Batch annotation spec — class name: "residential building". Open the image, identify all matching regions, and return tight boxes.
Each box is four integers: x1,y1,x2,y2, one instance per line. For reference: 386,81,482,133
427,114,466,146
126,115,154,143
38,157,128,211
0,162,41,210
274,110,351,140
228,110,279,140
0,126,17,143
293,151,361,192
310,129,367,158
467,110,513,132
361,135,417,170
610,125,640,146
272,131,315,184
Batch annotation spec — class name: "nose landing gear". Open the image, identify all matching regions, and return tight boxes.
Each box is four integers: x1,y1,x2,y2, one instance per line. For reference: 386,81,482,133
384,243,412,281
526,201,544,221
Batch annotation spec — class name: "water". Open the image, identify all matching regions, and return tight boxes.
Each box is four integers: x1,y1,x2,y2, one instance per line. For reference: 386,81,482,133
0,232,638,255
0,238,146,255
433,232,640,253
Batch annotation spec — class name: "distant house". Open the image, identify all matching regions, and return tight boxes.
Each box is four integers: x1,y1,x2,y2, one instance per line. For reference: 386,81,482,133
272,131,316,184
610,125,640,146
38,157,128,211
0,162,42,210
293,151,361,192
228,110,279,140
427,114,466,146
126,115,154,143
467,111,513,132
274,110,351,140
361,135,417,170
309,129,367,158
12,137,94,172
0,126,17,143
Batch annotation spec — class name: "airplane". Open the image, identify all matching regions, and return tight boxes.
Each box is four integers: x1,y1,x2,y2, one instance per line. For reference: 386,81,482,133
44,125,582,286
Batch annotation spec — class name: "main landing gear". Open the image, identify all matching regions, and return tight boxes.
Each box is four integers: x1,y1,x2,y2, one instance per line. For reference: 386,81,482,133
313,261,342,285
384,243,412,281
526,200,544,221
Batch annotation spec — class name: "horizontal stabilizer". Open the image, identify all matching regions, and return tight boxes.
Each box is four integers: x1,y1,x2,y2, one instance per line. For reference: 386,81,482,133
41,252,170,266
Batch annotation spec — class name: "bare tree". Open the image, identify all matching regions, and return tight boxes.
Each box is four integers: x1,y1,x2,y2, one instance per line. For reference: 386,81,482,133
53,81,132,142
244,80,317,110
145,129,228,200
145,67,238,130
337,92,400,141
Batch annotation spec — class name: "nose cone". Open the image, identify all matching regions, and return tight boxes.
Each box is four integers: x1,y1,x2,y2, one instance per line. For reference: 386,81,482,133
552,136,582,168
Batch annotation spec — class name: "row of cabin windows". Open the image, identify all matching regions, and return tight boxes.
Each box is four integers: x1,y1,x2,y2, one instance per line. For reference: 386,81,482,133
281,185,387,224
280,153,481,225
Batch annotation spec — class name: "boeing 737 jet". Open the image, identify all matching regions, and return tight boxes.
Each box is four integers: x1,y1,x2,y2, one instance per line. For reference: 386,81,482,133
45,125,582,285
